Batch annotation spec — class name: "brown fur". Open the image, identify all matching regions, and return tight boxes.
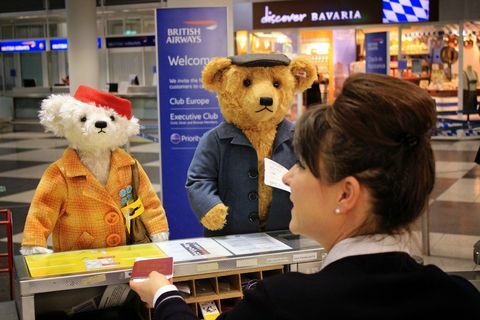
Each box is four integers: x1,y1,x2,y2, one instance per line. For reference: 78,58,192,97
200,55,316,230
200,203,229,230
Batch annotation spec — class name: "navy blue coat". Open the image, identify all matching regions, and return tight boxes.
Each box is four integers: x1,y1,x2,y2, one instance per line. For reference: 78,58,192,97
153,252,480,320
186,120,297,236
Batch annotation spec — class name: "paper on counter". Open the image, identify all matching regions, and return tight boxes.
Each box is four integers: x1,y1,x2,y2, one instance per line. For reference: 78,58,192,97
214,233,291,256
155,237,233,262
264,158,290,192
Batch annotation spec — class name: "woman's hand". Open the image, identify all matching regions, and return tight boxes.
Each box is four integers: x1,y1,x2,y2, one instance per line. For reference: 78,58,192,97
129,271,172,308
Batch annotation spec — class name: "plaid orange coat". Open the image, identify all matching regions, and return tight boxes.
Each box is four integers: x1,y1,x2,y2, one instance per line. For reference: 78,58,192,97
22,147,169,252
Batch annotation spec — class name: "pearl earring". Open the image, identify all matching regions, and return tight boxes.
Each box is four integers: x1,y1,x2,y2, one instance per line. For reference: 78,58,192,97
334,207,341,214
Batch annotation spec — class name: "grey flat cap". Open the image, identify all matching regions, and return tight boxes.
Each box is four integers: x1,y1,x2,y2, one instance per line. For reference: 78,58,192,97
229,54,291,67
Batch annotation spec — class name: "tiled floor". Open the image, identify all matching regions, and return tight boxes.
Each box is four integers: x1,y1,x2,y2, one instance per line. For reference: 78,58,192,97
0,120,480,301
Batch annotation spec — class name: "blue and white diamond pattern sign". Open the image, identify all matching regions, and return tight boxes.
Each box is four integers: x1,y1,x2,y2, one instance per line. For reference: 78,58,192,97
383,0,429,23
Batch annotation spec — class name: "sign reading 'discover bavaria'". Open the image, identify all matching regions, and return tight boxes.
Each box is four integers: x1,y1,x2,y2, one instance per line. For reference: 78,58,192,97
253,0,435,29
253,0,381,29
156,7,227,239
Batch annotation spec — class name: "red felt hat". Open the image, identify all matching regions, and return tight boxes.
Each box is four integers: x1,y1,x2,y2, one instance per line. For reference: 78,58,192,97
73,85,132,119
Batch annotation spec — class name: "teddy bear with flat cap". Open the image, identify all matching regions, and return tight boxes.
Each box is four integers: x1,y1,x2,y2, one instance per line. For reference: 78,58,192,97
21,86,169,255
186,53,316,236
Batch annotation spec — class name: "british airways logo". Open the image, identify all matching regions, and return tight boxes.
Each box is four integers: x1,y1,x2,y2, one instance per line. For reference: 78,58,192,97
165,20,218,44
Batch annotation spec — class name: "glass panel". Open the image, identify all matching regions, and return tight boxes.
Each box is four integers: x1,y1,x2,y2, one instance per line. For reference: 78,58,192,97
48,23,58,37
3,54,15,90
15,24,45,38
243,30,296,55
0,57,3,92
49,51,69,86
48,0,66,10
462,21,480,117
143,18,155,33
144,49,156,86
1,25,14,39
20,52,43,87
108,50,143,84
125,18,141,35
300,29,332,104
107,19,123,35
403,24,458,88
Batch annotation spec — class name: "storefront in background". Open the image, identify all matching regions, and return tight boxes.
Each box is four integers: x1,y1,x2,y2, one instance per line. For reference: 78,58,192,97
235,0,480,138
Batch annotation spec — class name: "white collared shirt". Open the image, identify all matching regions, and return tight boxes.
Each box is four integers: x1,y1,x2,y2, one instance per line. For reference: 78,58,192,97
153,284,178,307
320,234,412,270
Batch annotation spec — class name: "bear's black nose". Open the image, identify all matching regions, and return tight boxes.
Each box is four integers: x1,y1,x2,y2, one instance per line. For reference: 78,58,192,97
259,97,273,107
95,121,108,129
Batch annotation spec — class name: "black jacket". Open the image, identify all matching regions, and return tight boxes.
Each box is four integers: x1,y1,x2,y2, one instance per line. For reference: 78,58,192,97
153,252,480,320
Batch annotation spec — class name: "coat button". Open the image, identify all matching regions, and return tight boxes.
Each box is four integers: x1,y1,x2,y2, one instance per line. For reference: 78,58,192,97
248,212,259,223
248,191,258,201
248,168,258,179
106,233,121,247
104,212,120,225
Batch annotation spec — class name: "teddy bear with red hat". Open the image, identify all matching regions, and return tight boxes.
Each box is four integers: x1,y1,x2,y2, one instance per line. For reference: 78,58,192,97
20,85,169,255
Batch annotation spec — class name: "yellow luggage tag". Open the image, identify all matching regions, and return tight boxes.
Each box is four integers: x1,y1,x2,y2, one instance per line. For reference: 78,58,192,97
121,198,145,234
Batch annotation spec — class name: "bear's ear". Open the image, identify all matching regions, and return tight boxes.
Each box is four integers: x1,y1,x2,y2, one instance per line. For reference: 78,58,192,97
126,116,140,137
39,94,73,136
202,57,232,92
289,56,317,92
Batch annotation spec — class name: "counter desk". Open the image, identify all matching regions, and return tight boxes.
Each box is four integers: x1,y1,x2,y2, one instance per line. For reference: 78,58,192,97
14,231,325,320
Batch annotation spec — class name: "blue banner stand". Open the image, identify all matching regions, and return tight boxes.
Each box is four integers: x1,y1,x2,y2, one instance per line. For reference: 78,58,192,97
156,4,232,239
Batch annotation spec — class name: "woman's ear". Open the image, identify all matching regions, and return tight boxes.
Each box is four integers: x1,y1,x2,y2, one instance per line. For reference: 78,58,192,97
290,56,317,92
201,57,232,92
336,176,361,214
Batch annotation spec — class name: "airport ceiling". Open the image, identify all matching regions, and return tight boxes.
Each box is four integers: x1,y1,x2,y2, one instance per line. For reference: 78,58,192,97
0,0,253,14
0,0,249,24
0,1,163,14
0,0,177,23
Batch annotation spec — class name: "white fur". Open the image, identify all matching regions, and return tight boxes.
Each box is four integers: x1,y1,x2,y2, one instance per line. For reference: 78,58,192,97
150,231,169,242
20,246,53,255
39,95,140,185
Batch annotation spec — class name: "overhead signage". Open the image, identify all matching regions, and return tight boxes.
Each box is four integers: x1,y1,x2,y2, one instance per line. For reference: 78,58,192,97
252,0,437,29
50,38,102,51
365,32,389,75
156,7,227,239
50,38,68,51
382,0,430,23
0,40,46,53
253,1,381,29
106,35,155,48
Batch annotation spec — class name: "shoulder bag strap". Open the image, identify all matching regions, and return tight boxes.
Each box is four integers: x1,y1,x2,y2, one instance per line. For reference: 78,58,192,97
131,160,140,200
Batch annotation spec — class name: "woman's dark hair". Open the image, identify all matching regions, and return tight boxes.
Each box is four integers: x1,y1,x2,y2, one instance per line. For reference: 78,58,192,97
294,73,436,234
305,80,322,107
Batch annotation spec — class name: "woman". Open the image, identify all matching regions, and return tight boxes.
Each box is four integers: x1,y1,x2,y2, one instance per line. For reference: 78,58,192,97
131,73,480,319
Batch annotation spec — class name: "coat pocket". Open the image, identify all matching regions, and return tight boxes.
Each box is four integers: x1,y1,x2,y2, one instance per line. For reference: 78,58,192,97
75,231,95,250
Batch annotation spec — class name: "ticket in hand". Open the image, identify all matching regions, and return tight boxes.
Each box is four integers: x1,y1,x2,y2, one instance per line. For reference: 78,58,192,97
264,158,291,193
131,257,173,281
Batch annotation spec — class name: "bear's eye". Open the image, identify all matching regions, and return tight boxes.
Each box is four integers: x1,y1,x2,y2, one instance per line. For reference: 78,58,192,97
80,116,87,122
273,81,280,88
243,79,251,87
110,115,115,121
